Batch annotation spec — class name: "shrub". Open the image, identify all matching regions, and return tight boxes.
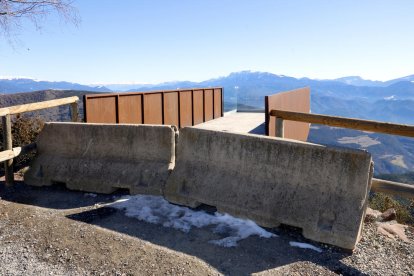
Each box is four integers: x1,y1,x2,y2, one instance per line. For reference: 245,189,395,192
369,192,414,225
0,115,44,174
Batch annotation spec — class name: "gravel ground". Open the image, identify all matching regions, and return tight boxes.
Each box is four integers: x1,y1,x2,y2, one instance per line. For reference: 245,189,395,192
0,180,413,276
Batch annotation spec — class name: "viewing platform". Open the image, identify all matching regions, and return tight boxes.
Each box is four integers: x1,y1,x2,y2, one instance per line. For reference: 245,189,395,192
193,111,266,135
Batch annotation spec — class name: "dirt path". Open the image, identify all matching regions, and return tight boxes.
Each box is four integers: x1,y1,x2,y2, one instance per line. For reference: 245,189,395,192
1,180,413,275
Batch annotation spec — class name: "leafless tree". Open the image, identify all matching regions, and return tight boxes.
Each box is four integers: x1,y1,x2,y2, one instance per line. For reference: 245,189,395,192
0,0,79,38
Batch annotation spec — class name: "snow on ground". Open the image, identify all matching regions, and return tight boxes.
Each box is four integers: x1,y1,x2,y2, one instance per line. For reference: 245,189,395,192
337,135,381,148
109,195,276,247
289,241,323,253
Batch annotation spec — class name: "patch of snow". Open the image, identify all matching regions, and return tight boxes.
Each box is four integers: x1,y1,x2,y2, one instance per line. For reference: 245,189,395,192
84,193,97,198
289,241,322,253
109,195,276,247
337,135,381,148
390,155,408,169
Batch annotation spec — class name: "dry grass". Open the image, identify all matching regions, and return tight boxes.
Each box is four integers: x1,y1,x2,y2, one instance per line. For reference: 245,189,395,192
0,115,44,174
369,192,414,225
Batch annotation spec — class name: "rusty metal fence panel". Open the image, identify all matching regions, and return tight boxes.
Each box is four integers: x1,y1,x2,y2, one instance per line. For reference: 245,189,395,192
179,91,192,127
193,90,204,125
118,94,142,124
163,92,179,126
84,88,223,128
265,87,310,141
143,93,163,124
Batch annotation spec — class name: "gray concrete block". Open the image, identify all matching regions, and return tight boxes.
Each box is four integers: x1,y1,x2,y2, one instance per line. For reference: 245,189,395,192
164,127,373,249
25,123,177,195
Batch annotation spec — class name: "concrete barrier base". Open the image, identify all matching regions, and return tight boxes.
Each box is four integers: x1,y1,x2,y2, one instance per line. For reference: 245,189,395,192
25,123,374,249
25,123,177,196
165,127,373,249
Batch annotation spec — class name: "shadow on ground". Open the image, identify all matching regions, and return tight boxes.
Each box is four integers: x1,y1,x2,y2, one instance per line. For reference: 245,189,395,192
248,122,266,135
0,181,366,275
0,180,121,209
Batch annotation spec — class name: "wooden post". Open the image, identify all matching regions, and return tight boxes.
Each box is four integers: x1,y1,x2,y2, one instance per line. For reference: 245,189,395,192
275,117,284,138
70,102,78,122
2,114,14,185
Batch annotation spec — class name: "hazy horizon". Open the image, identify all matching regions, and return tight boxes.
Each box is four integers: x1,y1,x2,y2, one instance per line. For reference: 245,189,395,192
1,70,414,87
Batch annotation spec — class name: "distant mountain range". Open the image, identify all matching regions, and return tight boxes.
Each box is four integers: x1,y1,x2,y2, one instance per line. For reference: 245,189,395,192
3,71,414,125
0,78,111,94
2,71,414,177
333,75,414,87
112,71,414,124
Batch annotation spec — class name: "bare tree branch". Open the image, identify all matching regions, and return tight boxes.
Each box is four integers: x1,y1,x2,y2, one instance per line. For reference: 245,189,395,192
0,0,79,39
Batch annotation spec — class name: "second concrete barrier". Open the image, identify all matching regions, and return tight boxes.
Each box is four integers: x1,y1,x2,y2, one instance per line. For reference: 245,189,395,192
25,123,177,195
165,127,373,249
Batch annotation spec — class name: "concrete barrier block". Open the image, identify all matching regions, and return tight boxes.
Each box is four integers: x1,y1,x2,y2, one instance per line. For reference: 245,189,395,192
25,123,177,195
164,127,373,249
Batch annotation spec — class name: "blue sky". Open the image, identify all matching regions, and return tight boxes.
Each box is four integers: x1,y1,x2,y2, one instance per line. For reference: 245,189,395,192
1,0,414,84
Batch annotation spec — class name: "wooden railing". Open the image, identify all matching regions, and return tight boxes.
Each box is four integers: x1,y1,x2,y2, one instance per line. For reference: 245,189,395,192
270,109,414,199
0,96,79,185
270,109,414,138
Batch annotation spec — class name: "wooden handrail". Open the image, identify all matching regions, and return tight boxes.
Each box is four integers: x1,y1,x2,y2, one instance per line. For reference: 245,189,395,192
1,96,79,185
371,178,414,200
270,109,414,138
0,96,79,117
0,143,37,163
0,150,15,163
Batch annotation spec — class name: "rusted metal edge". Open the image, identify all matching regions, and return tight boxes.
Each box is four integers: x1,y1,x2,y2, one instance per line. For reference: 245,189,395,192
84,87,223,99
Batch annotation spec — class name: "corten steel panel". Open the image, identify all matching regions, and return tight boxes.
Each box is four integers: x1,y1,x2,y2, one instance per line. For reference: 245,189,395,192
193,90,204,125
163,92,179,127
213,88,222,118
118,95,142,124
179,91,193,127
204,89,214,122
265,87,310,141
85,96,117,123
83,87,224,127
143,93,163,124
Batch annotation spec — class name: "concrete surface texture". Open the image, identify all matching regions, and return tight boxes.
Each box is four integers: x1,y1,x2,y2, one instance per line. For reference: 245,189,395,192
24,122,177,195
164,127,374,249
194,112,266,135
